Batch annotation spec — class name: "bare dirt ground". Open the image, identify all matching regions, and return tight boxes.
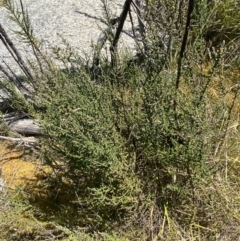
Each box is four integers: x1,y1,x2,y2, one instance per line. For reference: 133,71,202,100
0,142,41,189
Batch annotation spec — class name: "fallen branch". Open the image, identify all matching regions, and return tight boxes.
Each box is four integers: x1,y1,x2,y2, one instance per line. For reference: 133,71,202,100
1,112,43,136
0,135,38,144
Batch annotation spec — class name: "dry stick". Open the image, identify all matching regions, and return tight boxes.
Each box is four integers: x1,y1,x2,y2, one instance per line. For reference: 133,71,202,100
93,0,132,80
173,0,194,131
128,2,145,52
133,0,145,36
92,28,109,82
0,112,43,136
111,0,132,68
92,18,119,82
31,44,44,78
128,5,137,41
0,63,16,83
129,1,149,64
0,33,19,67
0,24,33,81
0,135,38,144
0,35,28,88
174,0,195,195
2,60,19,80
176,0,194,90
112,0,132,49
128,4,144,64
2,60,29,92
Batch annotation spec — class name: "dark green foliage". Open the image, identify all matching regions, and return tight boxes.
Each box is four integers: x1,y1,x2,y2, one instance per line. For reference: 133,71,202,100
35,47,210,231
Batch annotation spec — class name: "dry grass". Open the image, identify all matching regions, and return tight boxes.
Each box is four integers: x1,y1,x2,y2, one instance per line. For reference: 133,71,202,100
0,142,77,240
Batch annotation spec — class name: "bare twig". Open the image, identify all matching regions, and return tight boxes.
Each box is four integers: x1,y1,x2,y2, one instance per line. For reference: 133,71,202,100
0,63,16,83
176,0,194,90
0,135,38,144
132,0,145,36
112,0,132,49
0,23,33,81
92,17,119,82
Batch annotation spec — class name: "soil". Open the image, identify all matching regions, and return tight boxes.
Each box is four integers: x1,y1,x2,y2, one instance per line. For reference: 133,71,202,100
0,141,76,227
0,142,36,188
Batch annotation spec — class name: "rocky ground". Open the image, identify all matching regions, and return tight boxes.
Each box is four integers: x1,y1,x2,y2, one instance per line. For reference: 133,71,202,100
0,0,138,74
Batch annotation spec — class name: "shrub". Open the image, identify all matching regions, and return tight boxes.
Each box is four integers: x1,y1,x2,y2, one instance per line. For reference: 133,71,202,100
0,0,240,239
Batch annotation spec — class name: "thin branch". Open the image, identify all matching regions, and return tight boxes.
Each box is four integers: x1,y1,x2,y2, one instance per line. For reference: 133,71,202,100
176,0,194,90
0,135,38,144
0,23,33,81
128,4,137,41
0,63,16,83
132,0,145,36
92,18,119,82
112,0,132,49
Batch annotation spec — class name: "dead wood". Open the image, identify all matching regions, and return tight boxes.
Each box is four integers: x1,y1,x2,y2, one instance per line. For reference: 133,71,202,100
0,135,38,144
1,112,43,136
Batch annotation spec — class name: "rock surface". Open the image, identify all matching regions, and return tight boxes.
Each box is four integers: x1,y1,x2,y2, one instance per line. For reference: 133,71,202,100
0,0,137,74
